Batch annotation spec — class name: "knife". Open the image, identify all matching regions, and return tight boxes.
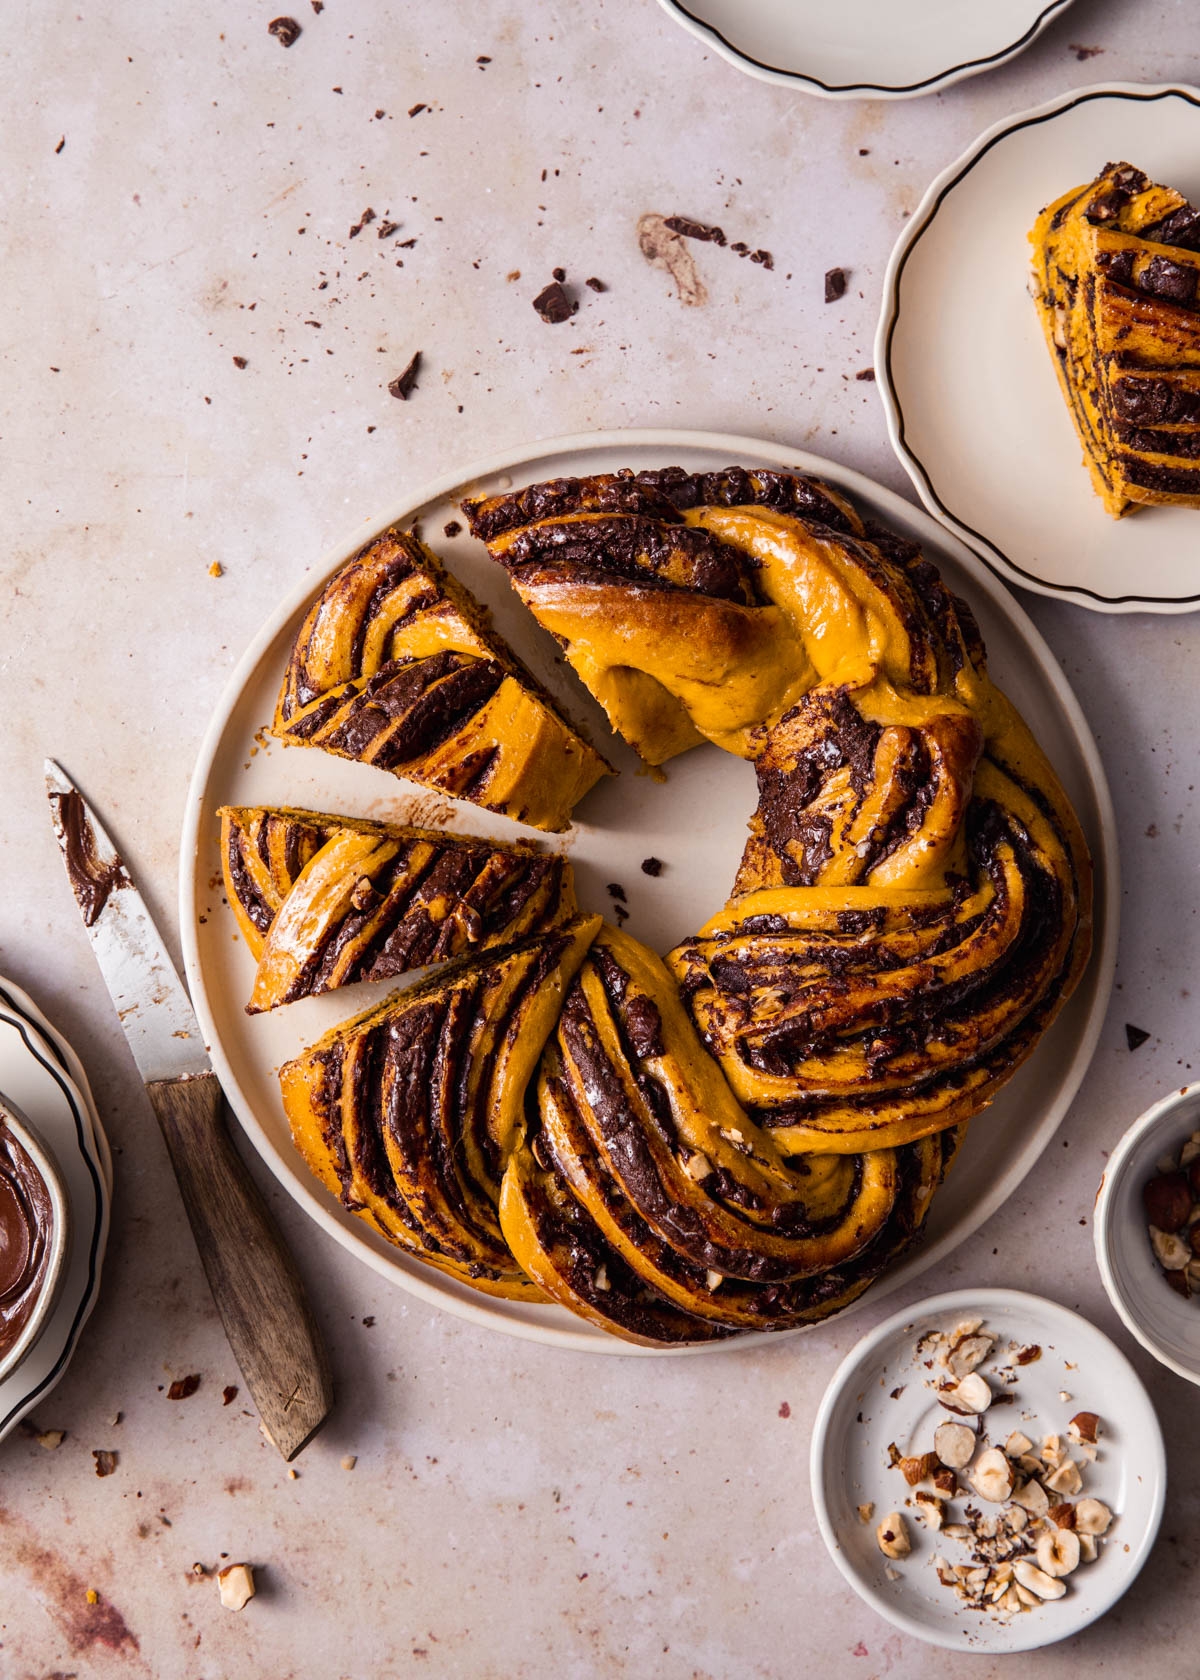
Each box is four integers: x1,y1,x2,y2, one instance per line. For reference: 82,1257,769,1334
45,760,333,1460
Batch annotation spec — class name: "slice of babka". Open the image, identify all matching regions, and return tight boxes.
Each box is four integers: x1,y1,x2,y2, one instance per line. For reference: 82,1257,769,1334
219,805,576,1013
1031,161,1200,515
271,526,614,831
278,913,602,1298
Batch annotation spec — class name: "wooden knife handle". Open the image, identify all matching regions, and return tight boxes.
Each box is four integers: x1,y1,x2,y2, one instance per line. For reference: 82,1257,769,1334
146,1071,333,1461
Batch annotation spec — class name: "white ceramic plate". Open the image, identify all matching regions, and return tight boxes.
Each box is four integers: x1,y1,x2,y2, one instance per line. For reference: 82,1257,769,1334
1094,1080,1200,1388
180,428,1117,1356
654,0,1073,100
810,1288,1165,1652
878,84,1200,613
0,978,111,1441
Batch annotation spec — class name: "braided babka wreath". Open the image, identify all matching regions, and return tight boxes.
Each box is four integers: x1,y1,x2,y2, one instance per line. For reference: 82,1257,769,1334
238,466,1091,1346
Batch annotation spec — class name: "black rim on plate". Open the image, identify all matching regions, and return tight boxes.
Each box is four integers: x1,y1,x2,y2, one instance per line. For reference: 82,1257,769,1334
0,985,105,1433
883,84,1200,607
663,0,1072,97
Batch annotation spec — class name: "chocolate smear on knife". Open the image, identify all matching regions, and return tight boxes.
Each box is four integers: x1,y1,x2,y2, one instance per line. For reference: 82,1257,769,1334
49,789,130,926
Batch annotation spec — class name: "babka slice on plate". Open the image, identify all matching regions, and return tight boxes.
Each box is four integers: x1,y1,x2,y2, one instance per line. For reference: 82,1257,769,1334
1031,161,1200,515
271,526,613,831
278,912,603,1298
219,804,576,1013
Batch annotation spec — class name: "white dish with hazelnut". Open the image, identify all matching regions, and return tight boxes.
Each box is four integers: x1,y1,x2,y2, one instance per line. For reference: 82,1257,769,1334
1095,1081,1200,1387
810,1288,1165,1652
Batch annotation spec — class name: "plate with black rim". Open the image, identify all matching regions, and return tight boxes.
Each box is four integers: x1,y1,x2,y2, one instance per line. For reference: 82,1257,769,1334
877,83,1200,614
653,0,1073,101
0,978,111,1441
180,428,1116,1356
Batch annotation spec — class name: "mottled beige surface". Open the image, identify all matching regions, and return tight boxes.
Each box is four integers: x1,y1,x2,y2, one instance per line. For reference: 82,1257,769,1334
2,0,1198,1674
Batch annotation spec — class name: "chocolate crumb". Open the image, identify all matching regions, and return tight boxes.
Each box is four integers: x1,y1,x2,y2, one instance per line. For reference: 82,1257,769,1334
1014,1344,1041,1365
348,206,376,239
362,1315,376,1327
93,1449,118,1477
388,351,422,400
664,215,726,247
168,1374,201,1401
311,0,323,10
222,1385,238,1406
476,54,491,64
1125,1023,1150,1051
613,904,629,924
585,276,606,292
377,219,400,239
408,102,427,117
606,882,627,901
443,520,462,538
374,108,385,119
55,136,65,154
232,355,248,369
825,267,847,303
778,1401,791,1418
749,249,773,269
859,148,870,156
552,266,566,282
1070,42,1104,59
532,280,575,323
855,368,875,381
268,15,302,47
640,857,663,877
397,236,417,249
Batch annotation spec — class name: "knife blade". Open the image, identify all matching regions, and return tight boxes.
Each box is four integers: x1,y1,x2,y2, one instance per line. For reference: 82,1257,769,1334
46,760,333,1460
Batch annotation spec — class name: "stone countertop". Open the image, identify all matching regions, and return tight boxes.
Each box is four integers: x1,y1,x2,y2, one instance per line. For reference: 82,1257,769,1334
2,0,1198,1673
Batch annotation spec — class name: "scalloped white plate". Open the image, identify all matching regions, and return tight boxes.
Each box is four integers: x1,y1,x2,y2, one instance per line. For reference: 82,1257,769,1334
655,0,1073,100
811,1289,1165,1651
0,978,111,1440
878,84,1200,613
180,429,1116,1355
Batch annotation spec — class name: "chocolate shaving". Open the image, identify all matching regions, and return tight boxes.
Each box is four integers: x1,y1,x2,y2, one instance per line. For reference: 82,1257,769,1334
377,219,400,239
665,216,726,246
167,1374,201,1401
855,368,876,381
388,351,421,400
606,882,627,901
640,857,663,877
532,280,575,324
585,276,606,292
232,355,248,369
268,16,302,47
1125,1023,1150,1051
825,267,847,303
348,206,376,239
408,102,427,117
222,1385,238,1406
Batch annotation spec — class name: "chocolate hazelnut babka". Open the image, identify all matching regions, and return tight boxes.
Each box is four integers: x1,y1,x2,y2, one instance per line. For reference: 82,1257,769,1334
220,805,575,1013
271,526,613,830
271,463,1091,1345
1031,161,1200,516
279,914,602,1298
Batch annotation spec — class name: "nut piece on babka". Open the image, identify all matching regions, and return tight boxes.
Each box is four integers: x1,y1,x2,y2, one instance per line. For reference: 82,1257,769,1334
271,526,613,831
278,912,603,1298
219,805,577,1013
1030,161,1200,516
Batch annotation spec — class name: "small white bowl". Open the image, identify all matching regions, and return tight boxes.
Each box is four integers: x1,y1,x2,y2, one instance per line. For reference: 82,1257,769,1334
0,1095,71,1385
1094,1081,1200,1387
810,1287,1165,1652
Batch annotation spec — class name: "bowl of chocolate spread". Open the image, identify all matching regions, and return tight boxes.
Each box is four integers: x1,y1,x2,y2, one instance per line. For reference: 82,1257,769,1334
0,1096,69,1384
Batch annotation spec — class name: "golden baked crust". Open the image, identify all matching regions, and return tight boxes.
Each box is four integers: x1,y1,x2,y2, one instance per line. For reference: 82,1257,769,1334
271,526,613,831
219,804,576,1013
1030,161,1200,516
278,914,603,1298
273,464,1091,1345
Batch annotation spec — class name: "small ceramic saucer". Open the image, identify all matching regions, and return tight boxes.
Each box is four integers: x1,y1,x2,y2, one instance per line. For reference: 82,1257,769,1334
0,979,111,1442
811,1288,1164,1651
655,0,1074,100
878,84,1200,612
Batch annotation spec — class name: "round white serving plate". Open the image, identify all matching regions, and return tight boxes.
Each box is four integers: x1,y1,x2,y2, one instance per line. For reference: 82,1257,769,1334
810,1288,1165,1652
1094,1080,1200,1388
654,0,1073,100
180,428,1117,1356
0,978,111,1441
877,84,1200,613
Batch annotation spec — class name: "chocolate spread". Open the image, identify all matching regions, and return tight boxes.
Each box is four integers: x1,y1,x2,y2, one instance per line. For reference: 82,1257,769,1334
0,1120,53,1362
50,787,128,926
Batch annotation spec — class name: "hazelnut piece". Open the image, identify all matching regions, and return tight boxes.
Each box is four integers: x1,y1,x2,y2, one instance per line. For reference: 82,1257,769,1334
876,1512,911,1560
1013,1558,1066,1601
1074,1497,1113,1536
1036,1528,1081,1578
933,1420,975,1468
1143,1172,1191,1232
217,1563,255,1611
898,1451,940,1487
